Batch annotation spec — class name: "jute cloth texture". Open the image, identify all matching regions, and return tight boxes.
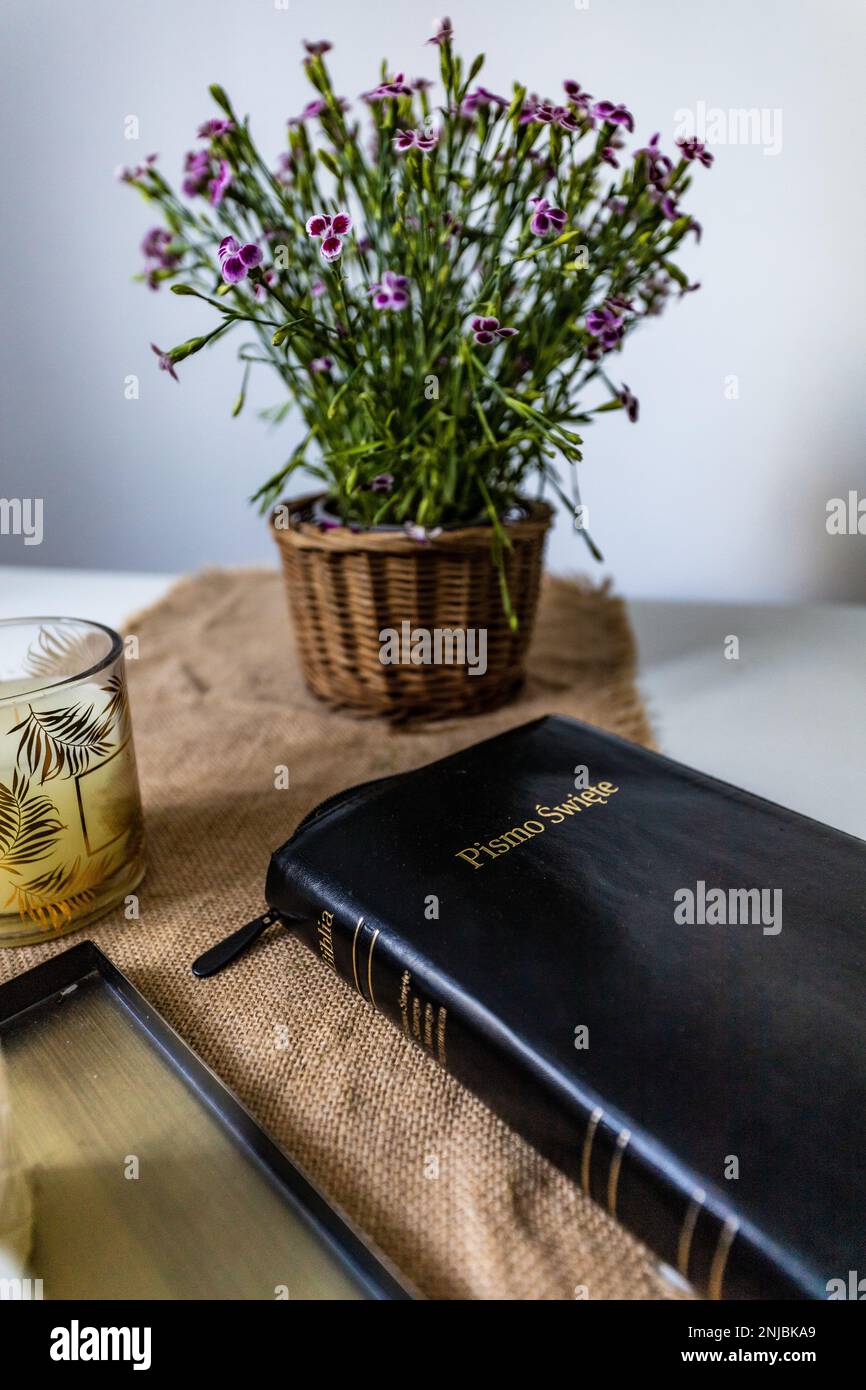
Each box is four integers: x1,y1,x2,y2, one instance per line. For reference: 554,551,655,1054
0,568,681,1301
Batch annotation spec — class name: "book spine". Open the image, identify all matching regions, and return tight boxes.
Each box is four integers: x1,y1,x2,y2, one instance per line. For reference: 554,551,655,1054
283,895,811,1301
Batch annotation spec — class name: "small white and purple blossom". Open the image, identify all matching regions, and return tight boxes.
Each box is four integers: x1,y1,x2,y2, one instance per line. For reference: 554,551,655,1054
219,235,263,284
676,137,714,168
428,17,453,46
141,227,180,289
471,316,518,345
115,152,158,182
634,132,673,184
305,211,352,262
197,118,234,139
529,196,568,237
648,187,681,221
141,227,173,261
586,303,625,351
309,356,334,374
404,521,443,543
151,343,178,381
461,86,508,116
369,473,394,494
592,100,634,132
533,102,579,132
563,80,593,110
369,270,410,310
288,97,347,125
209,159,232,206
182,148,210,197
364,72,413,101
394,126,439,153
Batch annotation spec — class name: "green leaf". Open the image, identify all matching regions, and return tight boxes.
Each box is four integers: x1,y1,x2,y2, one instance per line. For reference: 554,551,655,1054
663,259,690,288
208,84,234,118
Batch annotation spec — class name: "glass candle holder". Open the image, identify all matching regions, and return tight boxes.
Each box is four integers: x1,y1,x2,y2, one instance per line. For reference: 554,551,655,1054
0,618,145,947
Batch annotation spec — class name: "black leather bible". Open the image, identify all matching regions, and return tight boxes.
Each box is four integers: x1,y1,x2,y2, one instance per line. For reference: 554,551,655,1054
197,715,866,1299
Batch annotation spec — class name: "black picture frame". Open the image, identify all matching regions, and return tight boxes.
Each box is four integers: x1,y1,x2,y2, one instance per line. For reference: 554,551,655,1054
0,939,413,1301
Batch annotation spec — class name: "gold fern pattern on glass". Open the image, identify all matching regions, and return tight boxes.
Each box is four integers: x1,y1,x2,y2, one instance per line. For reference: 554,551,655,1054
23,623,108,683
0,623,144,938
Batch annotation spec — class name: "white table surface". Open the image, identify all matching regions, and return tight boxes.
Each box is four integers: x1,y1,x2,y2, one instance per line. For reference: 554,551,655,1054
1,565,863,841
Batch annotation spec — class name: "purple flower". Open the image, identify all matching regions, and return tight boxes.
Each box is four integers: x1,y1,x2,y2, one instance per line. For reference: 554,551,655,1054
197,118,233,139
676,136,714,168
310,278,326,298
471,316,517,345
592,100,634,132
254,268,275,302
309,356,334,374
586,303,625,351
394,126,439,153
428,17,453,46
140,227,179,288
365,71,413,101
151,343,178,382
303,40,332,57
288,98,348,125
556,108,580,132
563,80,592,110
518,97,541,126
601,146,619,168
634,132,674,185
649,187,681,221
305,210,352,261
115,153,158,182
369,270,409,310
533,101,579,132
218,235,263,284
461,85,508,116
618,384,639,422
182,148,210,197
529,196,568,237
209,159,232,206
369,473,394,494
274,151,295,184
404,522,443,543
141,227,173,261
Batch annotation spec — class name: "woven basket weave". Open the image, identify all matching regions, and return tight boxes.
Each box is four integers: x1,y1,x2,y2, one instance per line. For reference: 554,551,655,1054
271,493,554,720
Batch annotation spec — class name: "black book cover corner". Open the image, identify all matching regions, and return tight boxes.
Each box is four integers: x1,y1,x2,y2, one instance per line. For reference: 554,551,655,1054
193,714,866,1301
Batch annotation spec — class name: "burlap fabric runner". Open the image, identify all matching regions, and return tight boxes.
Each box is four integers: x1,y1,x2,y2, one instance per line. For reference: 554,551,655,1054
1,568,679,1300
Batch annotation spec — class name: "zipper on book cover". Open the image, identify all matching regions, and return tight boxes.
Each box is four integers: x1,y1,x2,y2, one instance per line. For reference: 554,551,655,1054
191,910,284,978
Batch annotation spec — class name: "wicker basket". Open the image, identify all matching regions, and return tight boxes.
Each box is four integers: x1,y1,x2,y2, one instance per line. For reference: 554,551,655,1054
271,493,553,720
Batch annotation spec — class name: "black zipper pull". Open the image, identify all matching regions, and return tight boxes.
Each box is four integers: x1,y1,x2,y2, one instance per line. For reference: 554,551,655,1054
192,911,281,978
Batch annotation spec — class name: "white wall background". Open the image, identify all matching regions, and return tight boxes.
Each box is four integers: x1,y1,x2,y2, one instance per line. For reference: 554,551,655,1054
2,0,864,601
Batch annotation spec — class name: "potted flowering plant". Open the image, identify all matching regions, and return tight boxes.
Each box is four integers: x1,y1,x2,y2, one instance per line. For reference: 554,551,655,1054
123,19,711,719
